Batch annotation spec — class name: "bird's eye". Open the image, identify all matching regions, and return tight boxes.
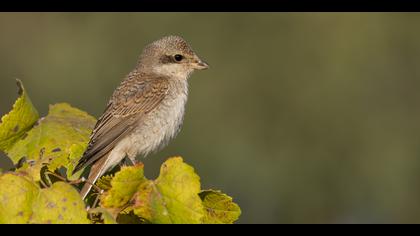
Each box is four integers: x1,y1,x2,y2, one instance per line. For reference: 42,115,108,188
174,54,184,62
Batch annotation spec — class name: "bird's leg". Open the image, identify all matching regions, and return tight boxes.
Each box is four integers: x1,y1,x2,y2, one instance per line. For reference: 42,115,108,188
129,156,139,165
118,154,137,168
80,177,105,196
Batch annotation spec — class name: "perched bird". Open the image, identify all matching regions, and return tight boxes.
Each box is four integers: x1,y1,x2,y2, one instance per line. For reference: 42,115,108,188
73,35,208,199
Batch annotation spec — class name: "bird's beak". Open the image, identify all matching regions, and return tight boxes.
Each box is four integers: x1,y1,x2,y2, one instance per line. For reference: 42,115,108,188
192,58,209,70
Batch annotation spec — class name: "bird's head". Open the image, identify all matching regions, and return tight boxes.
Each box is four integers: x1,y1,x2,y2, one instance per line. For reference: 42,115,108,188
137,35,209,79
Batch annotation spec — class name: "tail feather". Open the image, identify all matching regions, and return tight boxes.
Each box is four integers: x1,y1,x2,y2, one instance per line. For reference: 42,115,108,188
79,155,109,200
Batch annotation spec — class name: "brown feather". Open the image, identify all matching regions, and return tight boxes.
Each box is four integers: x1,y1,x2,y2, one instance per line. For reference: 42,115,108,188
73,35,205,200
73,74,170,174
79,153,109,199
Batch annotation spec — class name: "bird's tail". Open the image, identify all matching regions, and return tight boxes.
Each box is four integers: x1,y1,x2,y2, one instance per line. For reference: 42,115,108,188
79,155,109,200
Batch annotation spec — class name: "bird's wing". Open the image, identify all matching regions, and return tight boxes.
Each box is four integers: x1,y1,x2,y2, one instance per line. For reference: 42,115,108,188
73,76,170,173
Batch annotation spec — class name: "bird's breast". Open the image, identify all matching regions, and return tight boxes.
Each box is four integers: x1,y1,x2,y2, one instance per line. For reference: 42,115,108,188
125,80,188,158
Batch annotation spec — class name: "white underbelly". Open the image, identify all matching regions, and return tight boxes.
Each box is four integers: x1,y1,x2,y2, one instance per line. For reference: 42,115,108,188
125,91,187,158
101,81,188,173
135,96,186,156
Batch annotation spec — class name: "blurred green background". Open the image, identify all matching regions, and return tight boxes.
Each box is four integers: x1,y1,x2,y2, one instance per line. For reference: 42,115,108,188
1,13,420,223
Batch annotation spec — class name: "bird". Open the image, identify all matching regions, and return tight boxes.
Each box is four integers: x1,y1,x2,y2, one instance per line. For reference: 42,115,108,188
72,35,209,199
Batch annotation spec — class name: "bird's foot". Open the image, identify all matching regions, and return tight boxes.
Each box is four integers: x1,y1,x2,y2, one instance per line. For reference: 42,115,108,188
122,156,139,166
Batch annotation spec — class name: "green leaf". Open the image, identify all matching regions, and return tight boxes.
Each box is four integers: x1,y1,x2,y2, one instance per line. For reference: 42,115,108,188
9,103,96,180
143,156,204,224
100,164,146,209
0,172,39,223
95,174,113,192
199,190,241,224
100,157,242,224
0,79,39,152
0,81,242,224
30,182,90,224
148,157,204,223
0,173,90,224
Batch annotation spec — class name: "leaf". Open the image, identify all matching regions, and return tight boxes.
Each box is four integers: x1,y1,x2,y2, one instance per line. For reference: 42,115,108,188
0,172,39,223
102,157,205,224
30,182,90,224
100,164,146,209
88,208,118,224
8,103,96,180
0,79,39,152
101,157,241,224
95,175,114,192
0,172,90,224
141,156,204,224
116,211,148,224
0,81,242,224
199,190,241,224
